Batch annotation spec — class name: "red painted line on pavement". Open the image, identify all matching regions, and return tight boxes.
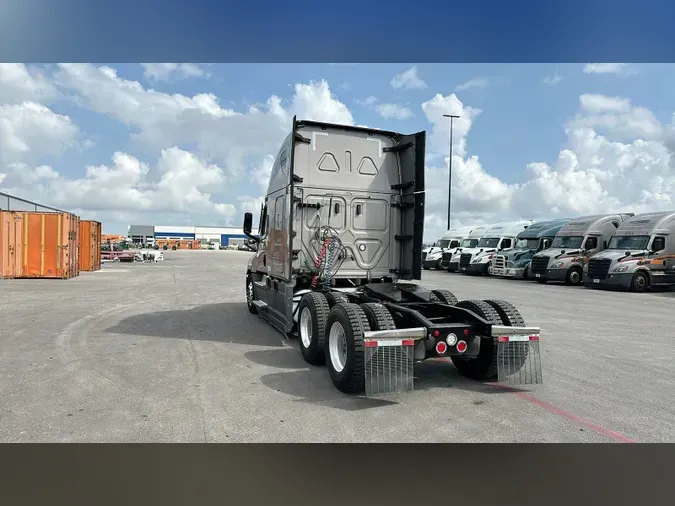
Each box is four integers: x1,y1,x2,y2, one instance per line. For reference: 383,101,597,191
435,358,636,443
494,384,636,443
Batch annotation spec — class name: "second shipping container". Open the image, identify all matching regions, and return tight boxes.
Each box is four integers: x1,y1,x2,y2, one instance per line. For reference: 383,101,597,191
79,220,102,271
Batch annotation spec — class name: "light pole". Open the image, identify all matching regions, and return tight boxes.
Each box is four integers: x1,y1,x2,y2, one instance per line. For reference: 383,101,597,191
443,114,459,230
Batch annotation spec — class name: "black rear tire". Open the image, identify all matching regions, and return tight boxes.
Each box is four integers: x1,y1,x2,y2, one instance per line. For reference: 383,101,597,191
297,292,330,365
483,299,530,375
430,289,459,306
324,303,371,393
361,303,396,330
246,274,257,314
450,300,502,381
324,291,350,307
483,299,526,327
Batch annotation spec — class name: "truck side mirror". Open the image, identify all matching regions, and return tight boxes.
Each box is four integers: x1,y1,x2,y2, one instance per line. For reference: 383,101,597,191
243,212,254,236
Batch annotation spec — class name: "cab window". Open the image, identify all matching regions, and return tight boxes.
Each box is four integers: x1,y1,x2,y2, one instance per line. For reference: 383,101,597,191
259,204,269,238
651,236,666,252
500,238,512,249
584,237,598,250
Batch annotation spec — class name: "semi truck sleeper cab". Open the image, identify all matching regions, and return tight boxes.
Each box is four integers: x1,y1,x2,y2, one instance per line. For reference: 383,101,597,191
242,117,543,397
582,211,675,292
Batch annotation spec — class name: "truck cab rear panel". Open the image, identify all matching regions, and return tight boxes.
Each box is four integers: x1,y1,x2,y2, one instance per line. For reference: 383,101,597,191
290,121,425,283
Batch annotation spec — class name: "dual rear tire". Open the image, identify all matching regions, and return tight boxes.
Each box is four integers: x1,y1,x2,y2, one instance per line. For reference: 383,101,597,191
294,290,528,393
297,292,398,393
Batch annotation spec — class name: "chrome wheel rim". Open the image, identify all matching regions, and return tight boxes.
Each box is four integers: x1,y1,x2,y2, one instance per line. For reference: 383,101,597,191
300,307,313,349
570,270,580,284
247,280,254,305
329,322,347,373
635,275,647,289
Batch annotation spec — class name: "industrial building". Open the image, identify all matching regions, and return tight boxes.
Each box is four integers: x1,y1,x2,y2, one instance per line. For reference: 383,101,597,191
127,224,248,247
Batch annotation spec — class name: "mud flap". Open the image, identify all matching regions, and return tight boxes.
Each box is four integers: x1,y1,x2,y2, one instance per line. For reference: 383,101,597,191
363,330,422,397
496,335,543,386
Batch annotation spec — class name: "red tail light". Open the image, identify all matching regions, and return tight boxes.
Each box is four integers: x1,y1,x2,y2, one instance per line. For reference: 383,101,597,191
456,340,467,353
435,341,448,355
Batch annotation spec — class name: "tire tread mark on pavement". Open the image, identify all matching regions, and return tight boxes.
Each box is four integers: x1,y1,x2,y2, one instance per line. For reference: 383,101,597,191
172,268,209,443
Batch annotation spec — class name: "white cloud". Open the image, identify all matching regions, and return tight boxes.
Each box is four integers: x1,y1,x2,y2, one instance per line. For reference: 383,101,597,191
250,154,274,189
53,64,352,181
0,63,58,104
291,80,353,124
141,63,207,81
572,94,662,141
421,93,481,158
578,94,631,113
455,78,489,92
375,103,414,120
391,66,427,90
4,148,238,221
357,96,413,120
583,63,632,75
357,96,379,107
0,101,80,164
541,72,562,85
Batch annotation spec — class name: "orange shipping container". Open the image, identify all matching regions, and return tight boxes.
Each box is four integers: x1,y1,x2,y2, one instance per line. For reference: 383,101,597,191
79,220,102,272
0,211,80,279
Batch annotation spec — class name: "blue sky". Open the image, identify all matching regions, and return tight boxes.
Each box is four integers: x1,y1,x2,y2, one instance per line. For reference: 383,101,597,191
1,63,674,239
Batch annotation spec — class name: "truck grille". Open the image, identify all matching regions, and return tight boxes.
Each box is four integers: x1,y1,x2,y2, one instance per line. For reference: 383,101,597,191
460,253,472,269
588,258,612,280
530,256,550,275
493,255,507,270
440,251,453,268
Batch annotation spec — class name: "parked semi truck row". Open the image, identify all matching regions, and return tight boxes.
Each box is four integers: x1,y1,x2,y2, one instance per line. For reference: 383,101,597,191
243,118,543,396
582,211,675,292
458,221,534,275
422,226,473,270
443,225,489,272
529,214,634,285
490,218,571,279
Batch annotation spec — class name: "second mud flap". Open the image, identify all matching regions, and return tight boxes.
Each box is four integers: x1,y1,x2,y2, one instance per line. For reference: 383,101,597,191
496,334,544,386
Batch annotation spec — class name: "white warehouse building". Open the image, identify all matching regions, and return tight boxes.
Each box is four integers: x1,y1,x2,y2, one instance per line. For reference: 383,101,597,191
131,225,249,247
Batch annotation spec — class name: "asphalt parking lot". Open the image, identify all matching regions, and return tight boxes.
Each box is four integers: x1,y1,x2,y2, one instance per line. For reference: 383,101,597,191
1,250,673,443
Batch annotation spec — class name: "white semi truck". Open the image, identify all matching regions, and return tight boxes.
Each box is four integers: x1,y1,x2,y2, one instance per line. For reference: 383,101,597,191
490,218,571,279
529,213,634,285
422,225,475,270
242,117,543,396
582,211,675,292
459,220,534,275
443,225,489,272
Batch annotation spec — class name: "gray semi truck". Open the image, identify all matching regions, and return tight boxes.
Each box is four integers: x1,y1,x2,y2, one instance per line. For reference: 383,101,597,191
582,211,675,292
242,117,543,396
490,218,571,279
529,213,634,285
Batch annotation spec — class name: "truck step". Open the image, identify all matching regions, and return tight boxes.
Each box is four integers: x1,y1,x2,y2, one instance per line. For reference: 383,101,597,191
252,300,268,308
